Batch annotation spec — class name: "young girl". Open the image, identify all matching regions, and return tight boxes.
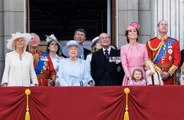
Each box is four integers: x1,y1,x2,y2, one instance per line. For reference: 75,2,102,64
143,59,164,85
128,68,146,86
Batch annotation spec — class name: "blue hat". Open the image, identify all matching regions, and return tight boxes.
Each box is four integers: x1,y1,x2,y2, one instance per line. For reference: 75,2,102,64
62,40,84,57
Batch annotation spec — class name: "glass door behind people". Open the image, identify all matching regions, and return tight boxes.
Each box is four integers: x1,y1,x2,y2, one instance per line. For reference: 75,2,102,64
28,0,109,41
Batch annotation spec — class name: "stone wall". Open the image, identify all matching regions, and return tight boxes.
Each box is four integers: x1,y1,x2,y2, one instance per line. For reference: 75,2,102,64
0,0,4,81
0,0,24,80
117,0,184,50
117,0,152,48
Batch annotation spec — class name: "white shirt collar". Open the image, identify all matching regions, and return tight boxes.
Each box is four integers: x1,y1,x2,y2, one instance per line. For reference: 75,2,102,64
103,47,111,54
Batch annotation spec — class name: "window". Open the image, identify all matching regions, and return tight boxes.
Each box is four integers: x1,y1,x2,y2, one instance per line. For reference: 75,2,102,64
29,0,108,41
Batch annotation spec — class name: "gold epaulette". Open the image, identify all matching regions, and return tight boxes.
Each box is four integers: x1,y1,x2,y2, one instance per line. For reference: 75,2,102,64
153,43,166,62
168,65,178,76
154,65,163,74
147,40,164,51
29,47,39,53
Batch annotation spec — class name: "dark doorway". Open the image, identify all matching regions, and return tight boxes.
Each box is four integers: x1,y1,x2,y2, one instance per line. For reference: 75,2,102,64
29,0,107,41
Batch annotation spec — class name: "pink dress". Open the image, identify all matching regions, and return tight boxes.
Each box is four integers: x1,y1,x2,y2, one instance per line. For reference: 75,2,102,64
120,43,148,86
128,79,146,86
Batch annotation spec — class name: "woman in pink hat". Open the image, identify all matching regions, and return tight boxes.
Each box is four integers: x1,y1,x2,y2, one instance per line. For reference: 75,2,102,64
120,22,148,86
1,32,38,86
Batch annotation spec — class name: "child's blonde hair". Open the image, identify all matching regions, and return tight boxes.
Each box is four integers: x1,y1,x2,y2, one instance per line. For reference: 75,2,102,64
131,68,144,81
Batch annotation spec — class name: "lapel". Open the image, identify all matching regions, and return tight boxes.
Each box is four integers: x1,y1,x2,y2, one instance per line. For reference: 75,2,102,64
109,48,119,57
84,48,91,59
98,49,106,67
109,48,114,56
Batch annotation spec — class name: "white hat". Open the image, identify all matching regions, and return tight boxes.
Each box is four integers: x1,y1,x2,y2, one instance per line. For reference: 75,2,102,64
91,36,99,47
7,32,31,50
62,40,84,57
45,34,62,48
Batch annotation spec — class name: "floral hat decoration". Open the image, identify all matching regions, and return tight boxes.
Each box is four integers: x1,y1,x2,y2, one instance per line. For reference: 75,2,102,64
126,22,141,31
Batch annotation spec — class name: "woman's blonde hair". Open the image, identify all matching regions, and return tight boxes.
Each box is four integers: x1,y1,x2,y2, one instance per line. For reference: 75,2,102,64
12,38,27,50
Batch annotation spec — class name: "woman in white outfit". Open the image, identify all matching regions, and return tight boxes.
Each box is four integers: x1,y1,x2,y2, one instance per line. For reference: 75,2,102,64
1,32,38,86
57,40,94,86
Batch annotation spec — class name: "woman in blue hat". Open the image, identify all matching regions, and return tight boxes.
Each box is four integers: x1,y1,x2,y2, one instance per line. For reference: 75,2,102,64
56,40,94,86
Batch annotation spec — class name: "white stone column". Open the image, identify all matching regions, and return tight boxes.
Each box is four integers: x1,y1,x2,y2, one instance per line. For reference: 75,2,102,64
151,0,184,49
1,0,24,79
3,0,24,53
138,0,152,43
0,0,5,80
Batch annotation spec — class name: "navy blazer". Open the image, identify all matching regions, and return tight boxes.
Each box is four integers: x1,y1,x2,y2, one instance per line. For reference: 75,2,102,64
83,48,91,60
91,48,124,86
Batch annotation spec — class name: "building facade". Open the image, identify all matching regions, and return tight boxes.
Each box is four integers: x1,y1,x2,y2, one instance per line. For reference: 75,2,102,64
0,0,184,78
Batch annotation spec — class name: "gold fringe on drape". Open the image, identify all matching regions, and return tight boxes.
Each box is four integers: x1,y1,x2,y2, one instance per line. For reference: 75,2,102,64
123,88,130,120
25,89,31,120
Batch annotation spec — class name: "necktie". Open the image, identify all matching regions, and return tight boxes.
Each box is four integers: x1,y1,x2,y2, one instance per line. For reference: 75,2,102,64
104,49,109,59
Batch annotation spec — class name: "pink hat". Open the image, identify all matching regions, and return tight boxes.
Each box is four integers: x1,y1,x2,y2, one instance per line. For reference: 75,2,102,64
126,22,140,31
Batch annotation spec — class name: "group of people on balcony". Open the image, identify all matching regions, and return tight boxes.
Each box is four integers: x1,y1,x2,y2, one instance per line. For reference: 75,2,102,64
1,20,183,87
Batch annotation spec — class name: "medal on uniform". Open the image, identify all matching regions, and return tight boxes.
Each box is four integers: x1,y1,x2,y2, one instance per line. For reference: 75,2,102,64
43,66,47,70
109,56,118,63
109,57,112,62
44,62,48,66
44,56,48,61
41,56,48,61
43,61,47,70
40,56,44,61
112,56,116,62
168,56,173,61
168,49,173,54
116,56,120,64
33,54,39,61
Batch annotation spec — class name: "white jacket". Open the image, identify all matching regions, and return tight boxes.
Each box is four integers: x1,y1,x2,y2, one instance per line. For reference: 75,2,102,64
2,51,38,86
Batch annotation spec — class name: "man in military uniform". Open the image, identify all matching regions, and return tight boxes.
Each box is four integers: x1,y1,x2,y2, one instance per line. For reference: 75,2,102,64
28,33,56,86
146,20,181,85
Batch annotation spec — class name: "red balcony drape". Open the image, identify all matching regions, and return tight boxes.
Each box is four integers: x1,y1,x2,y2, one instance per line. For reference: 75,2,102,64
0,86,184,120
